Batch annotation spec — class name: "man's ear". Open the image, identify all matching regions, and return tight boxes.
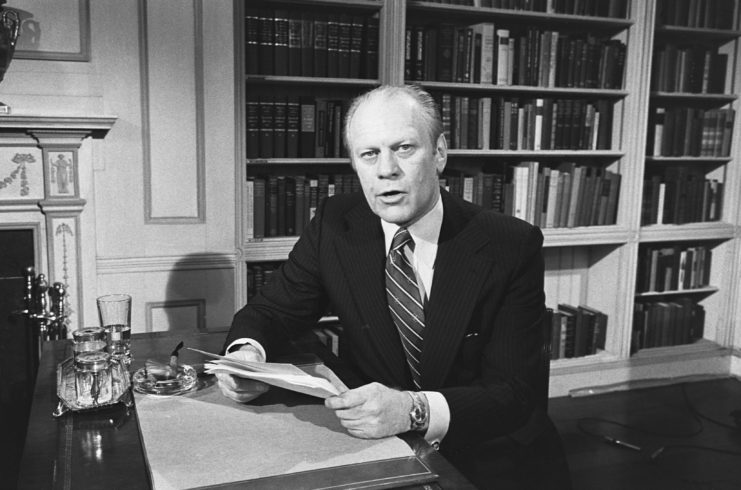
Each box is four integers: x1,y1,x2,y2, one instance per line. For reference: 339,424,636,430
434,133,448,174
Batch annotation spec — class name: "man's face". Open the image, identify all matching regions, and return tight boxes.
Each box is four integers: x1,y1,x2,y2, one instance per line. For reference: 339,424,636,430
347,94,447,227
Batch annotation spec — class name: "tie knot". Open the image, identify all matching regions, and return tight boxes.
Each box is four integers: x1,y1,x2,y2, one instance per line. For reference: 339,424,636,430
391,228,414,253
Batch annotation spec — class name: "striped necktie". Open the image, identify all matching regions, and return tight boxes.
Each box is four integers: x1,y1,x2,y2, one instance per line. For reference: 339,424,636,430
385,227,424,389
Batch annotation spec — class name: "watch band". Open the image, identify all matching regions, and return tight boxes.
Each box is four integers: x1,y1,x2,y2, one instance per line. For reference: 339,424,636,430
407,391,429,432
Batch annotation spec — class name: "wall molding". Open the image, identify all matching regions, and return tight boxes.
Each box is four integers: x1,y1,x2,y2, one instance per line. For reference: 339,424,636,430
139,0,206,224
145,299,206,332
97,252,237,274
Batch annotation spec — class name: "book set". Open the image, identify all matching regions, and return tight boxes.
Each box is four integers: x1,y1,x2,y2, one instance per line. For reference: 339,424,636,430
441,162,620,228
547,305,608,360
632,299,706,351
245,8,379,79
647,106,735,158
405,23,626,89
641,170,723,225
651,44,728,94
244,173,361,239
636,244,713,294
246,95,353,160
655,0,736,29
436,94,614,150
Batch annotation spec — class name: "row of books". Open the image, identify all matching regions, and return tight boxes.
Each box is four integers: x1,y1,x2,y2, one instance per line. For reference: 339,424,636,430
246,96,351,159
632,299,705,352
442,162,620,228
245,9,379,79
423,0,628,18
246,261,282,302
406,23,625,89
547,304,607,360
641,172,723,225
656,0,736,29
245,173,361,239
436,94,614,150
651,45,728,94
636,244,712,294
647,107,735,157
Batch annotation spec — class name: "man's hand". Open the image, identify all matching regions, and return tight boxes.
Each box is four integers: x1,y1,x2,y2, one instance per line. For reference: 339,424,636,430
325,382,411,439
215,344,269,403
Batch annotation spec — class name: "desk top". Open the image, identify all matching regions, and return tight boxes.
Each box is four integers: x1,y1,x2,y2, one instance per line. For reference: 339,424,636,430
18,332,474,489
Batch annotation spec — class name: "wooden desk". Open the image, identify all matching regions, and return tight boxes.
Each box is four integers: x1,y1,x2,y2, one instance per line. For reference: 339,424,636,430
17,332,474,489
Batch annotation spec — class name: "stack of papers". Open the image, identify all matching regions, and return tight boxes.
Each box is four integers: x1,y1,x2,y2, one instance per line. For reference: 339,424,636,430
189,348,342,399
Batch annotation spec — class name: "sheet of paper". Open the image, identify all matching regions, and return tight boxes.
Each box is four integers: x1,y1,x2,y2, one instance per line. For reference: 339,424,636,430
135,382,418,490
189,347,342,398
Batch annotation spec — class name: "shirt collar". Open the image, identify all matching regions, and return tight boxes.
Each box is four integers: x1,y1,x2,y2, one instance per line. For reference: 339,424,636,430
381,194,443,266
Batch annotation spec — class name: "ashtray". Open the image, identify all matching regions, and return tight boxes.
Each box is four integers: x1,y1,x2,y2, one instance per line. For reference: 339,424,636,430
132,363,198,396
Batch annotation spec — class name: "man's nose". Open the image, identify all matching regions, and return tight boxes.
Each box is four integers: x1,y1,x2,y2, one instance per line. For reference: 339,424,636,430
376,150,400,177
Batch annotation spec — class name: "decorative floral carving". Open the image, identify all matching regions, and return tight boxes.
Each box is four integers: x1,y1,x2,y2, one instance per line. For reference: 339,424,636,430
0,152,35,195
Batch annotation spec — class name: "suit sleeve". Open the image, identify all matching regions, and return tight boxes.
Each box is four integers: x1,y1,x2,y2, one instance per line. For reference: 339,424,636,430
223,200,330,358
439,224,546,450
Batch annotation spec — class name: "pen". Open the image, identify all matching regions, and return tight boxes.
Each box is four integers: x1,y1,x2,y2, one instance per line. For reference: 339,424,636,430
602,435,642,452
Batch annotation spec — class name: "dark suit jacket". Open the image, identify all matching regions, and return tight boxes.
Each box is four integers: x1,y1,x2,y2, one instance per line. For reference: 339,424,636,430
226,189,571,489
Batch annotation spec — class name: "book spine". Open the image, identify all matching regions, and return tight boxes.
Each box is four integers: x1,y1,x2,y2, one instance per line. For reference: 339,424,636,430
363,15,379,79
300,12,314,76
326,15,340,78
246,97,260,159
273,98,287,158
313,15,328,77
258,96,275,158
245,9,261,74
285,97,300,158
273,10,289,76
337,15,352,78
349,16,363,78
299,97,316,157
287,13,302,76
258,9,274,75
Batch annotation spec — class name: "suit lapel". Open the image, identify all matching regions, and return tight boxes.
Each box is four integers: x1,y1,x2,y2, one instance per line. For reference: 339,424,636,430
335,202,409,388
422,191,494,389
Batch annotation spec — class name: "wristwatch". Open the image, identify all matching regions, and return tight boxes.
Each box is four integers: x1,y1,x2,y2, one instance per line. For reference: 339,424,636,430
407,391,429,432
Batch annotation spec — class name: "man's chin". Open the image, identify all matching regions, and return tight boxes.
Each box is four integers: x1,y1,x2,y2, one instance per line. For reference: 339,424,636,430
374,207,412,226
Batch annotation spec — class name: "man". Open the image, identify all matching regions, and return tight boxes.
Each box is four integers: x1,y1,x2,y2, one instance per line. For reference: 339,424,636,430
218,85,571,489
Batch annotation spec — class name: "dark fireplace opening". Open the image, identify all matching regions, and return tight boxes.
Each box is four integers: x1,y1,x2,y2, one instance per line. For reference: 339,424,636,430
0,229,35,486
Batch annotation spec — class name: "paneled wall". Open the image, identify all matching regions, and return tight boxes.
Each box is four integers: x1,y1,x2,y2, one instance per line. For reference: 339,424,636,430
1,0,239,334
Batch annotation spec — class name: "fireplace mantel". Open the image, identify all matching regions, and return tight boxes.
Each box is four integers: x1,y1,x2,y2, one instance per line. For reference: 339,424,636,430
0,114,117,333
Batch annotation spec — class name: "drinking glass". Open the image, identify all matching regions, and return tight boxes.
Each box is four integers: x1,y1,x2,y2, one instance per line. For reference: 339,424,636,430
97,294,132,366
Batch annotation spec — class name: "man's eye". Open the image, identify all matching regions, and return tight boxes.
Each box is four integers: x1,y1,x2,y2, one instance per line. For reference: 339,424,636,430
360,150,377,159
397,144,413,153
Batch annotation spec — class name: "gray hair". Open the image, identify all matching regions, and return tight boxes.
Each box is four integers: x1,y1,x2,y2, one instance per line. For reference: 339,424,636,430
343,84,443,152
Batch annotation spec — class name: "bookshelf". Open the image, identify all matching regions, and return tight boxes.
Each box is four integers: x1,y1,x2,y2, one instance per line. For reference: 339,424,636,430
235,0,741,396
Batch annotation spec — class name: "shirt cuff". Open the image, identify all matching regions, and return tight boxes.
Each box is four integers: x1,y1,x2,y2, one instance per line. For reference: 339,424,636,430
421,391,449,448
226,338,266,362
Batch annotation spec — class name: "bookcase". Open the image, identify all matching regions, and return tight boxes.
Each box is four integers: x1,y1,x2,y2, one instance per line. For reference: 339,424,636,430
235,0,741,397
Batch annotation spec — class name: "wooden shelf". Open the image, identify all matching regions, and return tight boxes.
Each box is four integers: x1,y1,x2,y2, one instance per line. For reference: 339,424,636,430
407,1,633,31
639,222,736,242
245,75,380,87
655,25,741,42
645,156,732,164
417,82,629,98
543,226,630,247
635,286,720,298
650,91,738,104
246,158,351,166
251,0,383,10
447,149,625,158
